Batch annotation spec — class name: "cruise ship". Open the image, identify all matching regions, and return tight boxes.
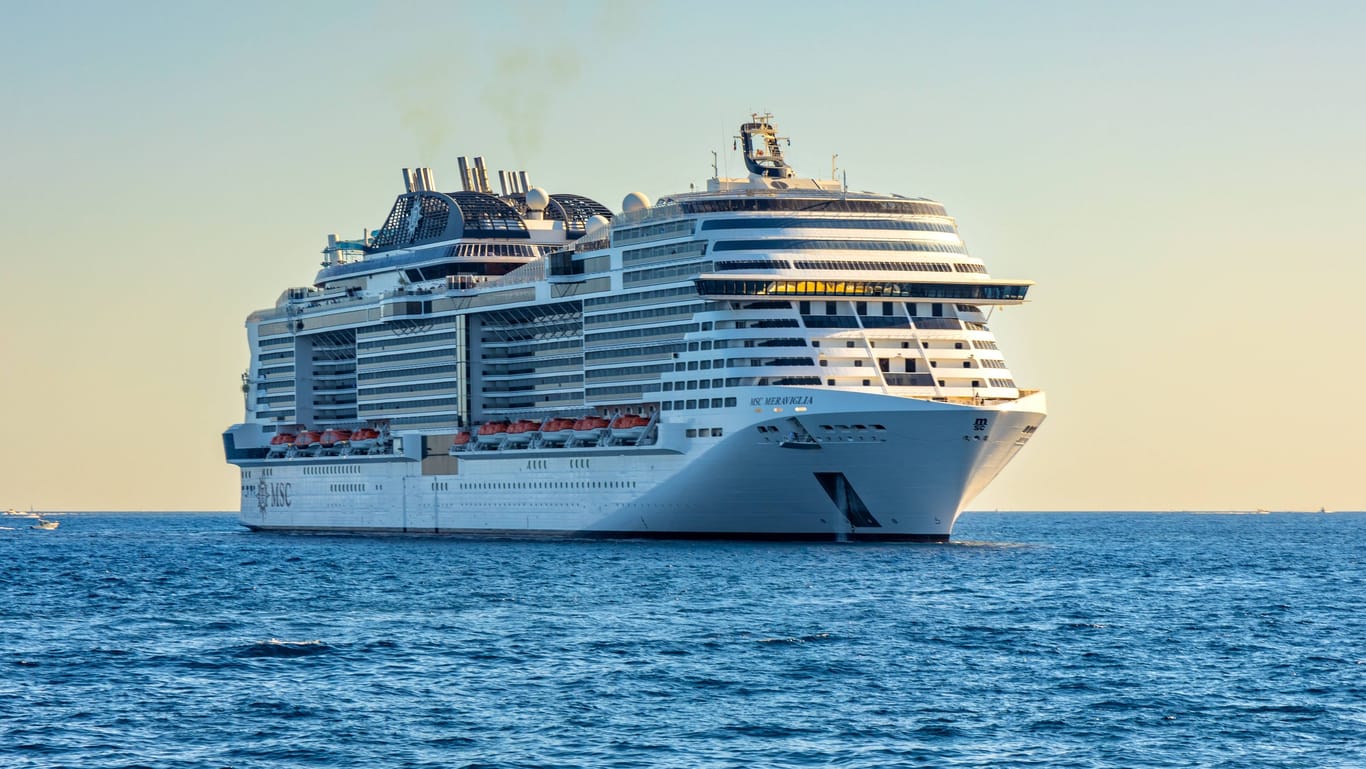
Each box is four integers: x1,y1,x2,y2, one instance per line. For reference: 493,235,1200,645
223,115,1045,540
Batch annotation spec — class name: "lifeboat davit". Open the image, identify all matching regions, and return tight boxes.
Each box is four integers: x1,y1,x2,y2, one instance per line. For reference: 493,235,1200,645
475,422,509,447
349,427,381,452
609,414,651,442
571,415,610,444
319,428,352,448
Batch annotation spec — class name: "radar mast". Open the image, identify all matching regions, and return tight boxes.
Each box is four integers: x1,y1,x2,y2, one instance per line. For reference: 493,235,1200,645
736,113,795,179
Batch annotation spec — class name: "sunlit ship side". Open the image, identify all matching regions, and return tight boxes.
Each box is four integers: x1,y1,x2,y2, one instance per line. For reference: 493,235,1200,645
223,115,1045,540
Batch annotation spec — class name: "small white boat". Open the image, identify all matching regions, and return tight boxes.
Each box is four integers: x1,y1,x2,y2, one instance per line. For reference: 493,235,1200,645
31,518,59,530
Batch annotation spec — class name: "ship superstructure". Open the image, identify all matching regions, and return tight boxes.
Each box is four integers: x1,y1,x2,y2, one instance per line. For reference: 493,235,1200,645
223,115,1045,540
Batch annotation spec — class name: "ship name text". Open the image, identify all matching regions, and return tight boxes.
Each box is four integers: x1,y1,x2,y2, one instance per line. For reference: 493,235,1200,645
751,396,814,407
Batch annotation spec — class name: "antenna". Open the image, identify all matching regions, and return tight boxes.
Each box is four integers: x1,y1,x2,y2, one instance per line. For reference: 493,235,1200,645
842,170,848,194
831,154,838,180
711,150,719,179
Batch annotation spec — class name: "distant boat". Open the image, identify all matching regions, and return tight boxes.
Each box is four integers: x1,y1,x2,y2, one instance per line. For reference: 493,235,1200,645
31,518,59,530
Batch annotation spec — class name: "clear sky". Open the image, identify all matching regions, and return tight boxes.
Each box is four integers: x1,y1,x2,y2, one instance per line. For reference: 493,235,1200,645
2,1,1363,512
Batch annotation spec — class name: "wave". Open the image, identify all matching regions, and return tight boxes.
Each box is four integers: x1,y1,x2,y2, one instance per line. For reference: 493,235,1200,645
233,639,333,658
756,632,833,645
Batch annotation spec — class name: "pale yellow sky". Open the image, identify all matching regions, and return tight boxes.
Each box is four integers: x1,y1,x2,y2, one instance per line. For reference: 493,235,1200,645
2,2,1363,511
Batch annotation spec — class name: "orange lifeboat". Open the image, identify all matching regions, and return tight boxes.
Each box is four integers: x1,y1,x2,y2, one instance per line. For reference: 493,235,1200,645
267,432,296,455
475,421,509,447
319,428,352,448
609,414,651,443
503,419,541,447
571,415,610,444
539,417,576,445
349,427,381,452
293,431,322,449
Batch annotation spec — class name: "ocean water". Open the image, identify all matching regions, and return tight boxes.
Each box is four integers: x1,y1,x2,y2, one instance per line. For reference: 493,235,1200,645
1,512,1362,769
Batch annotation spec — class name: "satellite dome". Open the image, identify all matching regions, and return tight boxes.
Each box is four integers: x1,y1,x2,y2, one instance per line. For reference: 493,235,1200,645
622,191,651,213
525,187,550,211
585,215,610,240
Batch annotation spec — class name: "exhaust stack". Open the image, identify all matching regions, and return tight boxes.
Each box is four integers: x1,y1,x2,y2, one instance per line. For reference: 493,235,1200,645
472,157,492,194
457,157,473,192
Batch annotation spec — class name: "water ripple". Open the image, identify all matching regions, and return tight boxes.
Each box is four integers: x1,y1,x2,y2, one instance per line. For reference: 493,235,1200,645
0,511,1363,768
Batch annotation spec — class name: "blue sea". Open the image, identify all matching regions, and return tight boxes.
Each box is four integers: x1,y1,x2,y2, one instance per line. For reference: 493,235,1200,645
2,512,1362,768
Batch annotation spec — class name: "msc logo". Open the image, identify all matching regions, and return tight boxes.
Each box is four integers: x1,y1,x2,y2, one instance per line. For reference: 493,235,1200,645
256,480,292,512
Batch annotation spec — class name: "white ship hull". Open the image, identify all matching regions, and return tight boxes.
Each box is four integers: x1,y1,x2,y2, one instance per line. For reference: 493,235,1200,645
234,389,1044,541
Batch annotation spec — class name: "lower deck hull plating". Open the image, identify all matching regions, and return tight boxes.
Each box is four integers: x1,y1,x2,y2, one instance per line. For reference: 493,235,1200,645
233,390,1046,541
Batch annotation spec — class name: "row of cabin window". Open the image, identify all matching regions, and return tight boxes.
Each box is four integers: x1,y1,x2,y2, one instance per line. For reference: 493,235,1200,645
585,342,687,363
680,198,948,216
685,428,725,438
358,396,460,413
483,391,585,407
665,379,725,391
256,394,296,405
712,238,968,255
358,363,457,382
621,240,708,266
479,320,581,342
799,300,954,317
819,358,1002,373
303,465,361,475
495,339,584,358
371,414,459,429
793,260,956,273
358,347,456,367
585,322,699,345
483,356,584,376
483,375,585,394
583,302,706,327
584,284,697,309
359,380,459,398
612,219,696,244
826,377,1008,389
699,216,958,234
585,383,663,397
713,338,808,349
460,480,639,490
814,338,1004,355
357,330,459,353
670,357,816,374
623,260,713,286
661,397,739,411
585,363,675,380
